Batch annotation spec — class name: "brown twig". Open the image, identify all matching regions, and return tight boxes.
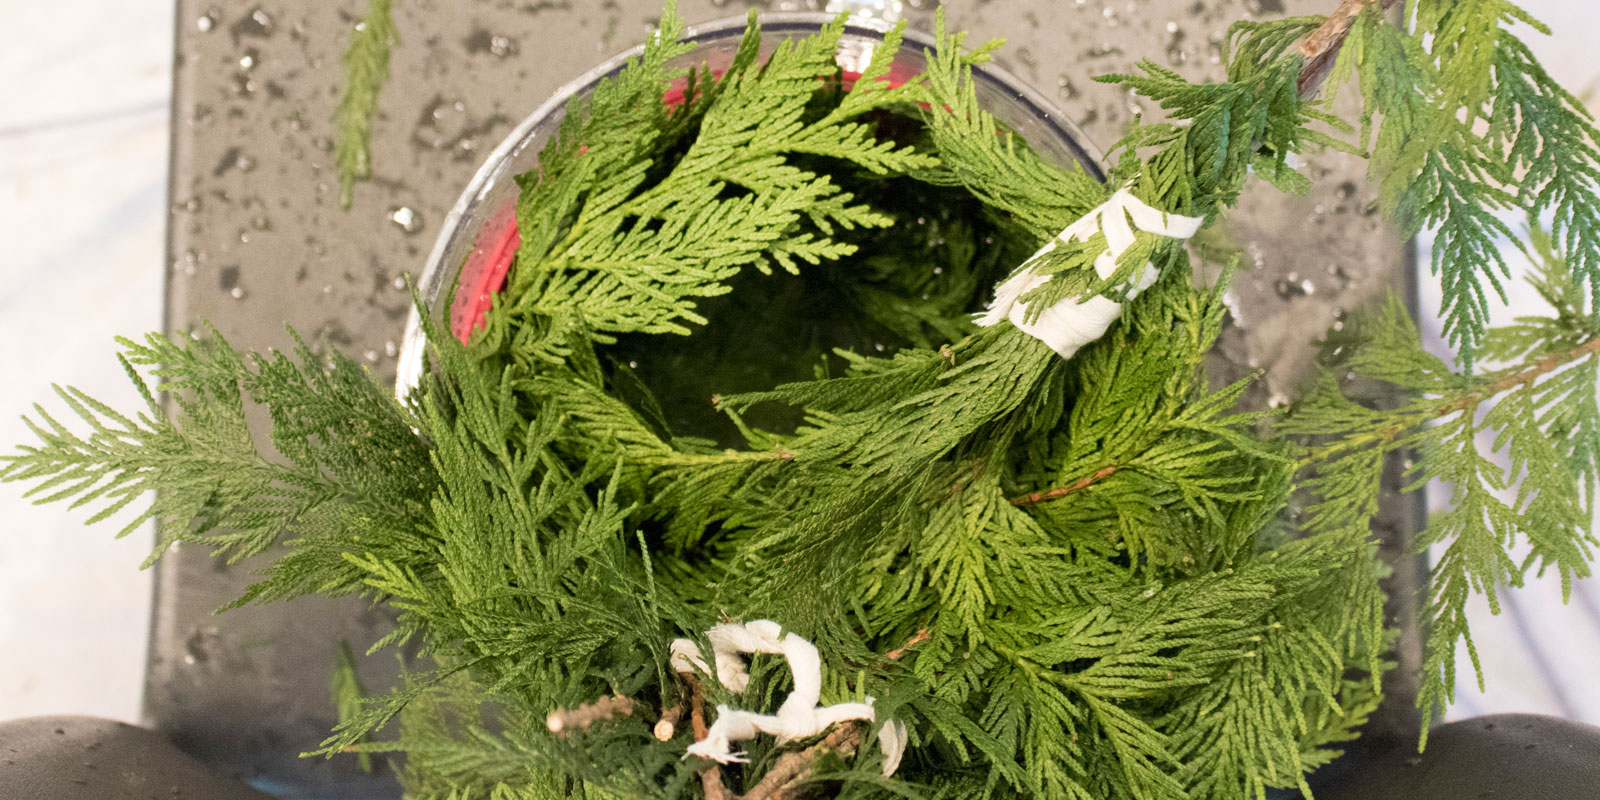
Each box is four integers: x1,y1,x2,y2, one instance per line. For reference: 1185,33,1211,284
737,724,863,800
1434,334,1600,418
656,697,686,741
1030,333,1600,497
545,695,639,735
886,628,931,661
685,676,729,800
1297,333,1600,470
1296,0,1404,98
1009,465,1119,507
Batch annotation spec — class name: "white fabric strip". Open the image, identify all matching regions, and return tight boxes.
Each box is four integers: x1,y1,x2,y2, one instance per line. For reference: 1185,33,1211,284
975,186,1205,359
670,620,907,776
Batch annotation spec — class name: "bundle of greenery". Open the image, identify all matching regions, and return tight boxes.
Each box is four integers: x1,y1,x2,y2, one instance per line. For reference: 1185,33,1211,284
6,1,1599,798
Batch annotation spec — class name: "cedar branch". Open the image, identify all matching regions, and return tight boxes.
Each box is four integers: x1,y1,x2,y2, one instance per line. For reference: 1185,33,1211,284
656,697,686,741
1010,465,1118,507
1297,0,1404,98
1014,0,1404,509
737,724,862,800
1296,333,1600,470
887,628,931,661
545,695,639,735
1434,334,1600,418
686,676,729,800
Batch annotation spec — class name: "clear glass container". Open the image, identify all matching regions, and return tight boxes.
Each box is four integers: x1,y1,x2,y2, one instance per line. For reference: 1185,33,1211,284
396,12,1103,396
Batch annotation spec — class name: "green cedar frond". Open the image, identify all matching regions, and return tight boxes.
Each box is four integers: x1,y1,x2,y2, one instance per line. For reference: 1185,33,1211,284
333,641,376,773
1284,243,1600,744
1316,1,1600,364
499,11,934,340
334,0,396,209
1,326,433,579
916,14,1106,244
12,5,1600,798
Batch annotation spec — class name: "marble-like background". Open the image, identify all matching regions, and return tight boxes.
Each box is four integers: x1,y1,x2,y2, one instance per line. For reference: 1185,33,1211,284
1,0,1597,731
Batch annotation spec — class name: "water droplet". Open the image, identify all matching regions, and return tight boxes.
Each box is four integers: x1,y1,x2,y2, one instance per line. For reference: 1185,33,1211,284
392,276,407,291
415,98,473,150
239,49,258,71
465,28,520,57
1057,75,1080,101
229,287,246,300
364,350,380,363
1273,273,1312,300
229,7,274,43
389,206,424,234
384,340,399,358
196,10,217,32
1142,587,1156,598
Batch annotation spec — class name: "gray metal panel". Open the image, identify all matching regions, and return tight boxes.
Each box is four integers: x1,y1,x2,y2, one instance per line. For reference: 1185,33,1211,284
159,1,1421,796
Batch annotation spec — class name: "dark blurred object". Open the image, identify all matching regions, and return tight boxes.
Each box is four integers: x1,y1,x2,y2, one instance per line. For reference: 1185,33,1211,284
0,716,272,800
1309,714,1600,800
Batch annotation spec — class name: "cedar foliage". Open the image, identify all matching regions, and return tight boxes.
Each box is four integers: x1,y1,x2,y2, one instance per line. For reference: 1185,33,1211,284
334,0,397,208
6,1,1600,798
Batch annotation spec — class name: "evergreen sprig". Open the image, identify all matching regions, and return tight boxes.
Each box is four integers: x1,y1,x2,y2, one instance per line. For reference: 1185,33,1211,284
0,325,433,587
334,0,397,209
1321,0,1600,364
6,2,1600,799
1284,230,1600,744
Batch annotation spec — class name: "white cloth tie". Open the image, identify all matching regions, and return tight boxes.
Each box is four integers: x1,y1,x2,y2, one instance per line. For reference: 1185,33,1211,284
670,620,907,776
976,185,1204,359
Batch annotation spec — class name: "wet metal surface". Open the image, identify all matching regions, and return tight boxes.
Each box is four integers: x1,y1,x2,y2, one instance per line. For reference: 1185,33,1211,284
162,1,1419,795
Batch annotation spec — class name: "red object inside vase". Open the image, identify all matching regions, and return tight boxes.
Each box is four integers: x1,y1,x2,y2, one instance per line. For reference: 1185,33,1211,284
448,65,913,344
